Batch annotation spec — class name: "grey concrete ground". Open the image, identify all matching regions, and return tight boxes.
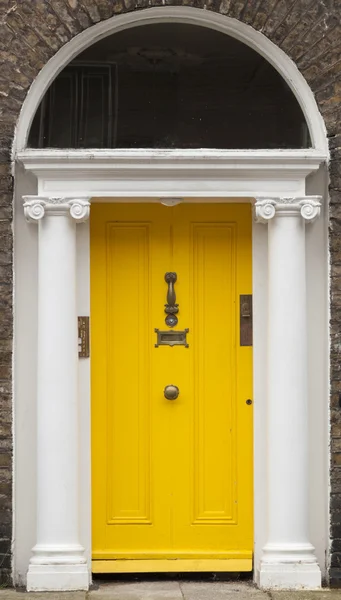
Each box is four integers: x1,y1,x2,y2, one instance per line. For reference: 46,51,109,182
0,581,341,600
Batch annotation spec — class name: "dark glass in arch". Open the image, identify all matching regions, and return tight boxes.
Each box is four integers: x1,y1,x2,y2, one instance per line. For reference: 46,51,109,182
28,23,311,150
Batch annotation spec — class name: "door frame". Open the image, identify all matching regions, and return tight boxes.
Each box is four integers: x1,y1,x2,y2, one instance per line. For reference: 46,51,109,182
15,147,329,588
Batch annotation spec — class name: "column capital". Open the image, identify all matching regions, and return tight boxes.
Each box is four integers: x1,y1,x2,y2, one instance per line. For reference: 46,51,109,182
255,196,322,224
23,196,91,223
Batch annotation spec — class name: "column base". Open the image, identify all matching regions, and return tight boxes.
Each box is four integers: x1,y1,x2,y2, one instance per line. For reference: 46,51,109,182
27,544,89,591
27,564,89,591
257,544,322,590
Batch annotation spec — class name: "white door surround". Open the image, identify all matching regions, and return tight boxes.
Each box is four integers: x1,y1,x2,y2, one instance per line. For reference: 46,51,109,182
18,150,326,590
13,5,329,593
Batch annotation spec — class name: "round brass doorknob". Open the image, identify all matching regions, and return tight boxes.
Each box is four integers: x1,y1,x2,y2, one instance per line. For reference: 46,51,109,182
164,385,179,400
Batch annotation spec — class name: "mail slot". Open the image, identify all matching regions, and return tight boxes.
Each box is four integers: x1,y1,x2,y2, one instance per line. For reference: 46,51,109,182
155,328,189,348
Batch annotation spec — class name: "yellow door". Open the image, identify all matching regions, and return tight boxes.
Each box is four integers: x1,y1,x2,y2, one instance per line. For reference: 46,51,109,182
91,203,253,573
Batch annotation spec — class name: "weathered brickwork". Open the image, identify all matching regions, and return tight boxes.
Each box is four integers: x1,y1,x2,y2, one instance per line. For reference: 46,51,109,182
0,0,341,587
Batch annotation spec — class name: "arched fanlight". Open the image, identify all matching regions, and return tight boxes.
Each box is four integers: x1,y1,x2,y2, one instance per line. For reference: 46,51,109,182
28,23,311,150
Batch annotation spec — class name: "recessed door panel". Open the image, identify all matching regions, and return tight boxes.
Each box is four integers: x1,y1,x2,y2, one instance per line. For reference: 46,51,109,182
192,224,237,523
106,224,151,524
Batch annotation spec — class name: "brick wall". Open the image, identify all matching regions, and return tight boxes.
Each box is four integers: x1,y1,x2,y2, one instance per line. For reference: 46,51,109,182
1,0,341,587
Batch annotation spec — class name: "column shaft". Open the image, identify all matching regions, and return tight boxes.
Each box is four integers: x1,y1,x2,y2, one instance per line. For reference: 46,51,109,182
36,214,79,546
267,214,308,544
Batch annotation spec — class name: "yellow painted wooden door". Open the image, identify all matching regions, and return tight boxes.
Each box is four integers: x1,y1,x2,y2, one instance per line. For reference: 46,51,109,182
91,203,253,573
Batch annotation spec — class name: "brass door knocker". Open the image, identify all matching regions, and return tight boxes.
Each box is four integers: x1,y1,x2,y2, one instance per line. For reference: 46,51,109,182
164,272,179,327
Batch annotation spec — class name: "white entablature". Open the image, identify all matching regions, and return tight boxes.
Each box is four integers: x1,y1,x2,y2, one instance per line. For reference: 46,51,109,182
18,149,326,199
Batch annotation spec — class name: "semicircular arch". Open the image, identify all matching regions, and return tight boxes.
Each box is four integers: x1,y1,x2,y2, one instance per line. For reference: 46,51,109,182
13,6,327,155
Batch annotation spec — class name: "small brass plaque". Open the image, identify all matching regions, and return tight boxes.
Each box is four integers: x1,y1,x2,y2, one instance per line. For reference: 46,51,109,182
240,295,253,347
78,316,90,358
155,328,189,348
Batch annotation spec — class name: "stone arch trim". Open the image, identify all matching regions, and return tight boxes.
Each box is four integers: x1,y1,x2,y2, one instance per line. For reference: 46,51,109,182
1,0,341,587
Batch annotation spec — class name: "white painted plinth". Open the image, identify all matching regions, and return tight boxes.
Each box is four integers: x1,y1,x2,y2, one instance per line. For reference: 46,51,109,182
27,547,89,592
23,196,90,592
258,559,322,590
255,197,322,590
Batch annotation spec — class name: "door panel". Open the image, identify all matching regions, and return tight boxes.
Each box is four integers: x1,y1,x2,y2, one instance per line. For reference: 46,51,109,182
192,224,236,523
91,203,253,571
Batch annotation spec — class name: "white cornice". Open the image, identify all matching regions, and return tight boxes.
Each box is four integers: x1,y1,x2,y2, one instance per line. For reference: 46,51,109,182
17,149,326,199
18,149,326,169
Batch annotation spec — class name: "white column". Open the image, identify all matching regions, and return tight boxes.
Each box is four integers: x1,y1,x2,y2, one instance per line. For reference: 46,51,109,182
255,196,322,590
23,196,90,592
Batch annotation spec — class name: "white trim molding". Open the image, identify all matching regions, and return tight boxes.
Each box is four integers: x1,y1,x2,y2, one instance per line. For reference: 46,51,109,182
255,195,322,590
18,150,326,199
23,195,90,592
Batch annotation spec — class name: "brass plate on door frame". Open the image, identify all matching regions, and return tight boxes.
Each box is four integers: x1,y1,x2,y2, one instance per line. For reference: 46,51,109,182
78,316,90,358
240,295,253,347
155,328,189,348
